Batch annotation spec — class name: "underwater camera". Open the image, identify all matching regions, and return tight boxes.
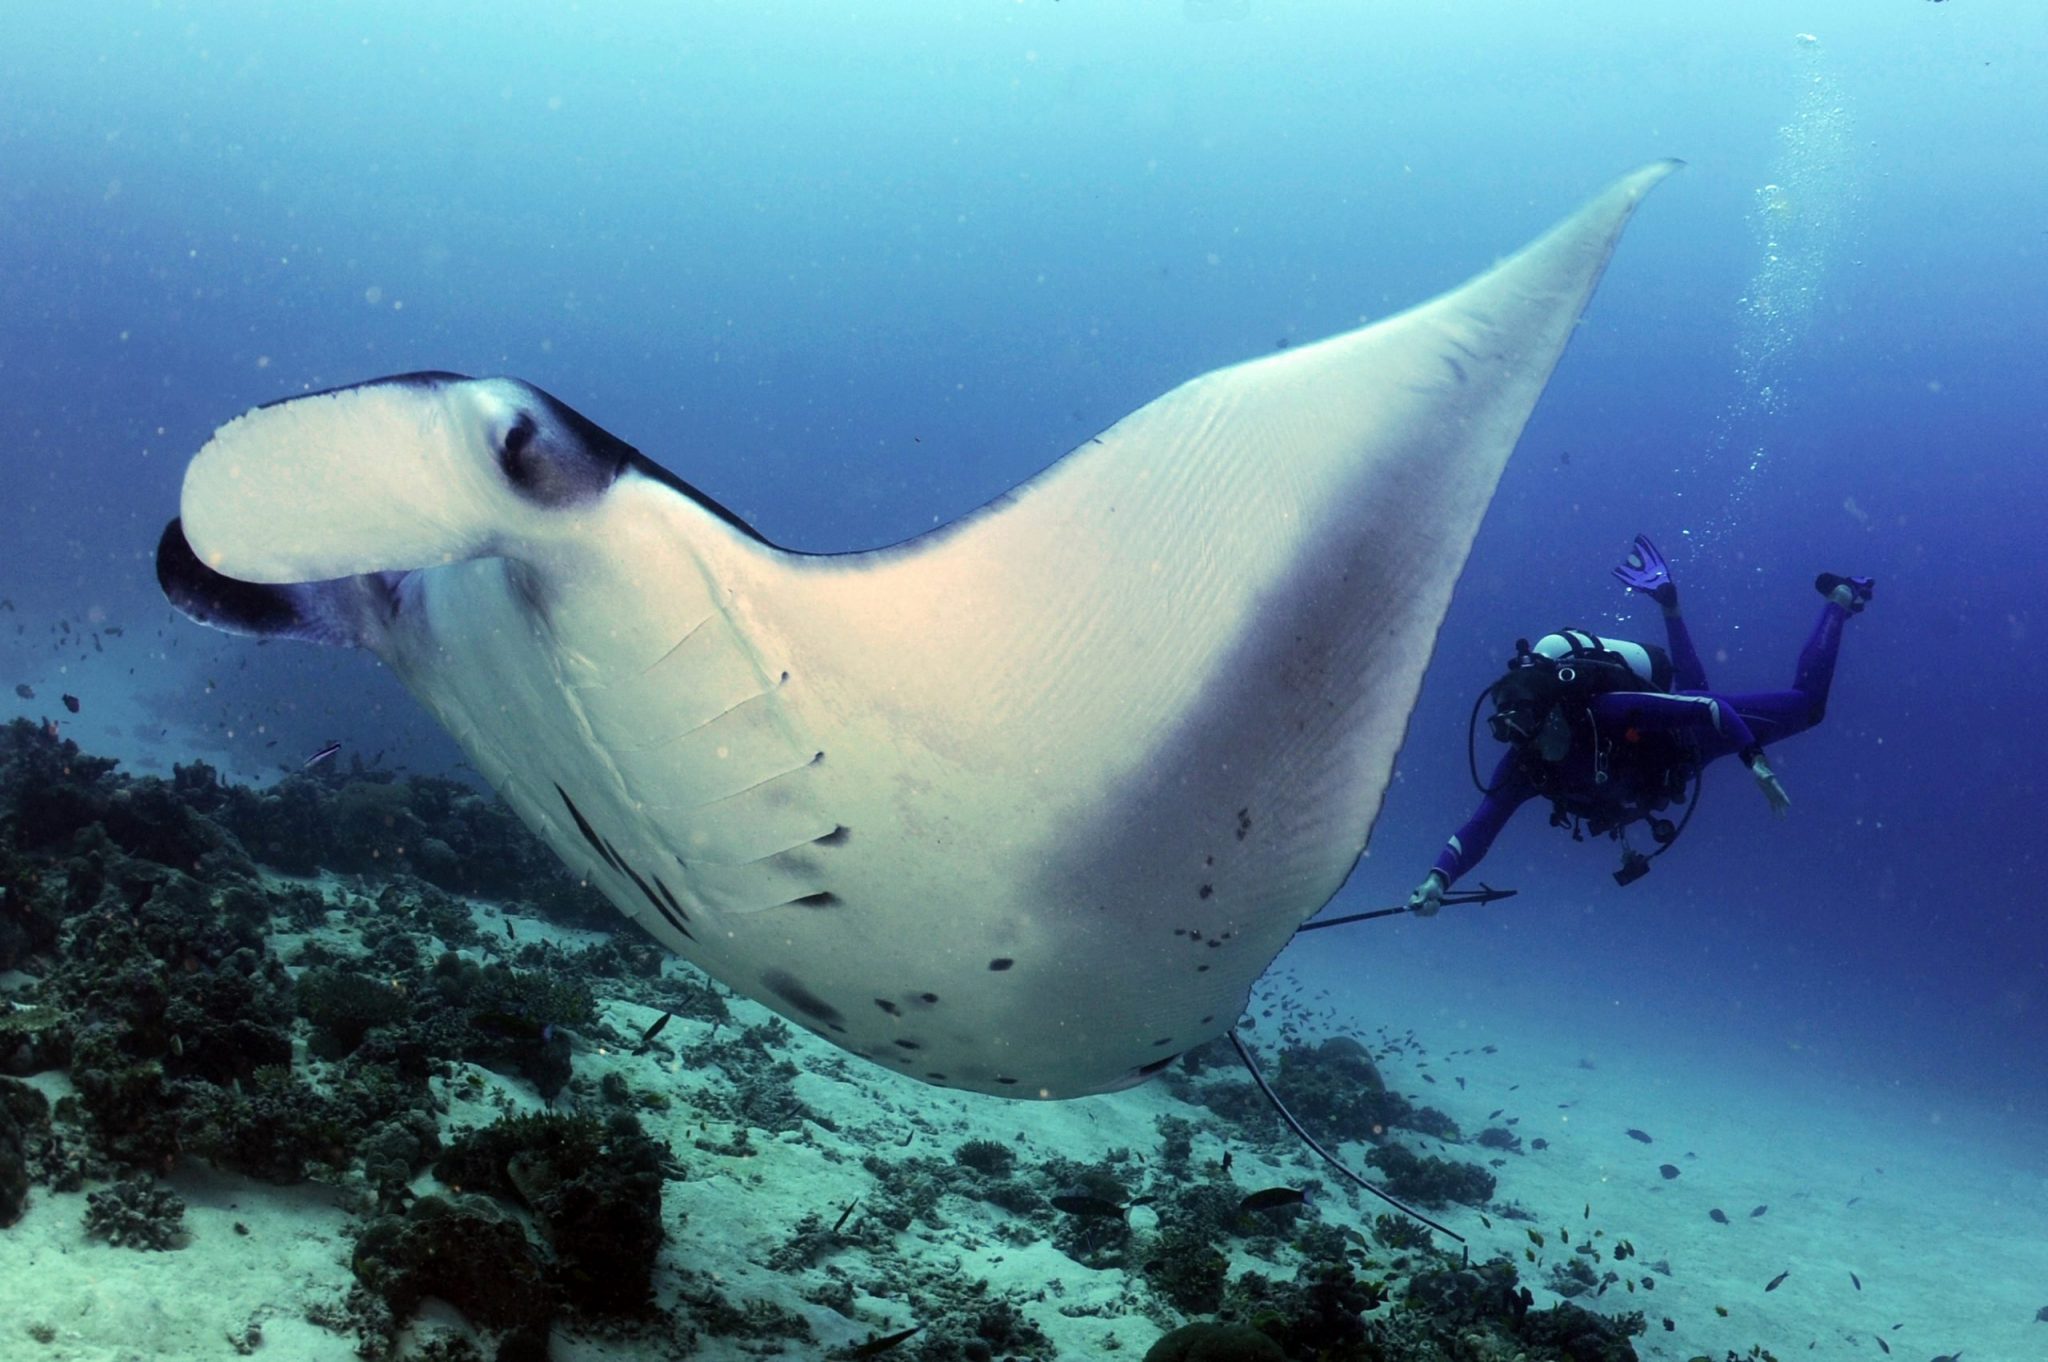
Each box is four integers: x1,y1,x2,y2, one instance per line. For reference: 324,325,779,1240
1613,846,1652,887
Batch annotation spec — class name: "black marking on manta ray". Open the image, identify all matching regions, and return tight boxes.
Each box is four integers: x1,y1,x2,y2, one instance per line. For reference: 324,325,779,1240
761,969,845,1028
554,784,621,871
623,450,770,547
498,393,627,509
253,369,467,412
1443,355,1470,384
784,891,839,908
615,851,696,941
1136,1054,1179,1077
893,1040,921,1050
1152,1037,1175,1047
814,825,850,846
988,958,1015,972
640,871,696,941
874,999,901,1017
651,874,691,923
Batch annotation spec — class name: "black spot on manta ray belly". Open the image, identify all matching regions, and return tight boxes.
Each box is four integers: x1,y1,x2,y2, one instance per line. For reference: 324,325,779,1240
988,958,1015,971
760,969,845,1028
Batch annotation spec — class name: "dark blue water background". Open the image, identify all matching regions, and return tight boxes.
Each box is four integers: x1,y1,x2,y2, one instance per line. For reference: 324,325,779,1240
3,3,2042,1127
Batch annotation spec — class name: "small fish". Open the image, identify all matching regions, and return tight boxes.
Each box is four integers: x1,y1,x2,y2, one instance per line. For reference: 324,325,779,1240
635,1012,674,1053
1488,1108,1504,1119
12,683,31,699
1764,1269,1788,1292
1709,1208,1730,1224
1749,1203,1768,1218
303,740,343,768
1625,1128,1653,1144
1661,1318,1675,1332
1874,1338,1889,1355
832,1198,861,1234
1850,1271,1861,1291
1238,1187,1308,1215
1530,1137,1548,1151
1220,1150,1233,1175
1525,1228,1545,1248
61,693,79,713
848,1324,923,1357
1714,1305,1728,1318
1658,1164,1680,1180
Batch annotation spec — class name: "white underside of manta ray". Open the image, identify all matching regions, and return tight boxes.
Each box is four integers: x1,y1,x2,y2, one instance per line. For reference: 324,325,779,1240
158,162,1676,1099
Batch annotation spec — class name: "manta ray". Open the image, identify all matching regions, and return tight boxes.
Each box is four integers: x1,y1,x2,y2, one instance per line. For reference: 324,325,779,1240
157,162,1674,1099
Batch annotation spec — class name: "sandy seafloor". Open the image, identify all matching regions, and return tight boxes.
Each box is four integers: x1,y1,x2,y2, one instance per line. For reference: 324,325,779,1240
4,856,2043,1362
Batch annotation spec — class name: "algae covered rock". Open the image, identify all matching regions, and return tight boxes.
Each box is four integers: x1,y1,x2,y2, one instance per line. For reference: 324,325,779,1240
1143,1321,1285,1362
0,1076,51,1226
353,1193,552,1334
82,1173,187,1249
432,1109,671,1317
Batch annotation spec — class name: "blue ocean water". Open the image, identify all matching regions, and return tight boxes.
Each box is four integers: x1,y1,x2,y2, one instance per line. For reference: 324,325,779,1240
2,0,2042,1290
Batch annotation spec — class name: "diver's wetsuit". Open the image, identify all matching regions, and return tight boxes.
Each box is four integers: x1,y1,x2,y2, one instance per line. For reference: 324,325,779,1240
1428,595,1856,887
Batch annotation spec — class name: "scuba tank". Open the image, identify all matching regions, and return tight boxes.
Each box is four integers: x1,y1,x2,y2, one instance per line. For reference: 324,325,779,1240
1467,629,1701,885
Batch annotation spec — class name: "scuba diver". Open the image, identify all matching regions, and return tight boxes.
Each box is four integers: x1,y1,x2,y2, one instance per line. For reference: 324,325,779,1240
1408,534,1873,912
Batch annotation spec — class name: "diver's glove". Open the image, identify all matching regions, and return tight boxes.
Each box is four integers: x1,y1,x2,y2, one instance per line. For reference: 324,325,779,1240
1407,870,1449,917
1742,746,1791,817
1612,533,1679,609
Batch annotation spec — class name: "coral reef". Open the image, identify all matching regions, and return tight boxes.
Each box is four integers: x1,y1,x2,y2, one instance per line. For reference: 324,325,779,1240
0,717,1669,1362
430,1109,671,1317
0,1076,49,1225
352,1192,553,1336
82,1172,187,1249
1363,1143,1497,1209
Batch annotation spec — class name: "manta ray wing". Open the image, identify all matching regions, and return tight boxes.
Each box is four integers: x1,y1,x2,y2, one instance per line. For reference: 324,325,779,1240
162,162,1675,1097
